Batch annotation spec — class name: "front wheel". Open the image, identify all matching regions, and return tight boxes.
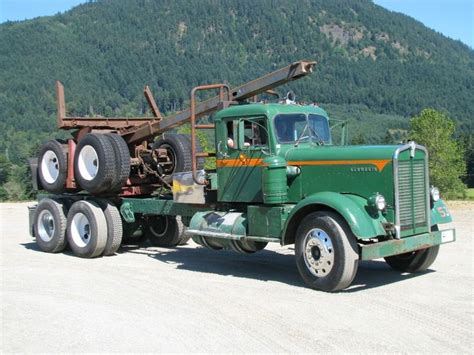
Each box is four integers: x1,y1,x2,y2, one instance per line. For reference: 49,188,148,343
295,211,359,292
384,246,439,273
384,225,440,273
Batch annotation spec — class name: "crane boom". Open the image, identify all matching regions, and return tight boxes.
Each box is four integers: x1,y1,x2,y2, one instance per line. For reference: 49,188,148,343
121,60,315,144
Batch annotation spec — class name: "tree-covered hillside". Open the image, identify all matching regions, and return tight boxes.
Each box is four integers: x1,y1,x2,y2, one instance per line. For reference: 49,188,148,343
0,0,473,174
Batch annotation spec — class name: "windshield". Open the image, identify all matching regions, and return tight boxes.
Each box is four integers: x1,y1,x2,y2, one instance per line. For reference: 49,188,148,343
274,113,331,144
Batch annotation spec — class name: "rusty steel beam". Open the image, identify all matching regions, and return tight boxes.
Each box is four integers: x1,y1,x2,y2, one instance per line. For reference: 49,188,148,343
55,80,158,130
58,117,159,129
56,81,67,128
121,60,316,144
144,85,163,119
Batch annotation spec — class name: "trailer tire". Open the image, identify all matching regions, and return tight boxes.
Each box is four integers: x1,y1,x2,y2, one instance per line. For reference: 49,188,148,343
37,140,68,193
67,200,107,258
146,215,181,247
153,134,203,175
295,211,359,292
95,199,123,256
33,198,68,253
104,133,130,192
74,133,116,194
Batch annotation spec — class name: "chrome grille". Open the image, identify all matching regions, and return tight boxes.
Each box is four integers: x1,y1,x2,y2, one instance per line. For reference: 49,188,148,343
397,159,428,231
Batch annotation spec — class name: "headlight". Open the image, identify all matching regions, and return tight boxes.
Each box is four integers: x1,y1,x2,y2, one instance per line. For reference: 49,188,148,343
430,186,440,202
375,194,386,211
368,193,386,211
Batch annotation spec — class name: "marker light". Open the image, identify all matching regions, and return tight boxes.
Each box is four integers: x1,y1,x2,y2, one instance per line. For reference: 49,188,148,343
430,186,440,202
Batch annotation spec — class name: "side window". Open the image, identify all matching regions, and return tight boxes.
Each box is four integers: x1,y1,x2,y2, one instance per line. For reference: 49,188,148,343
242,119,267,148
226,120,237,149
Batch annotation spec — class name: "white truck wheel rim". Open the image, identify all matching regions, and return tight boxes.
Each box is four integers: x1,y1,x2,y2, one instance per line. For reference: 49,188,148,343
41,150,59,184
78,145,99,181
37,209,55,242
70,212,91,248
303,228,335,277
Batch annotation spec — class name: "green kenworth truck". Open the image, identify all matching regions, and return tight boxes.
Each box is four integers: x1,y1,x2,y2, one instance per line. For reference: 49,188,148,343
29,61,455,291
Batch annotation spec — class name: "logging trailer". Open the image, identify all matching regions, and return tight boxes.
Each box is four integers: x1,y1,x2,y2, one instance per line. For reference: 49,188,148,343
28,60,455,291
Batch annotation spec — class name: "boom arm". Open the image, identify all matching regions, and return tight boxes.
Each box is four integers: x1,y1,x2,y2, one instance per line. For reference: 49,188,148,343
121,60,315,144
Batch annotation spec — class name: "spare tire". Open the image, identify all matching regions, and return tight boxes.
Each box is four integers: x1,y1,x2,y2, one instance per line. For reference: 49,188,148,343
37,140,68,193
74,133,117,194
153,133,204,175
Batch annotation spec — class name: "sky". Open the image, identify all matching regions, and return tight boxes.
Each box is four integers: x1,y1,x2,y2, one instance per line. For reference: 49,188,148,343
374,0,473,48
0,0,473,48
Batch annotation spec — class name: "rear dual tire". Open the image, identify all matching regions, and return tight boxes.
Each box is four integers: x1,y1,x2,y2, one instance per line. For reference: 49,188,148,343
33,198,68,253
66,200,107,258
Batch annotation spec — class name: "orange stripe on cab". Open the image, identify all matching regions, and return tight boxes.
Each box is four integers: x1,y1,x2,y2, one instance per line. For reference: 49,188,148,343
216,158,263,168
288,159,391,172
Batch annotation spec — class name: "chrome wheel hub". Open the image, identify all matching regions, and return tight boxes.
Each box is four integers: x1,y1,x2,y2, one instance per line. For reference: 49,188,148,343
37,210,55,242
303,228,334,277
77,145,99,181
41,150,59,184
70,212,91,247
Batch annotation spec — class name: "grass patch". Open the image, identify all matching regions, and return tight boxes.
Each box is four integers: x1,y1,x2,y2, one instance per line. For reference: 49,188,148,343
466,188,474,200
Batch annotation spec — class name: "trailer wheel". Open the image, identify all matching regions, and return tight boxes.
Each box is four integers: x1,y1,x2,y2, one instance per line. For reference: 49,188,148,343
37,140,67,193
153,134,203,174
146,215,181,247
74,133,116,194
95,199,123,256
33,198,67,253
104,133,130,191
295,211,359,292
67,200,107,258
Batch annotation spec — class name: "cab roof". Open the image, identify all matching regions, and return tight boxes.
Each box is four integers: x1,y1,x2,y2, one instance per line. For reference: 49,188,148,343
214,103,329,120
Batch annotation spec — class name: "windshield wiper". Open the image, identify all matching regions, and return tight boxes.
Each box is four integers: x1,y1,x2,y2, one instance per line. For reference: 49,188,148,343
308,125,325,146
294,124,309,147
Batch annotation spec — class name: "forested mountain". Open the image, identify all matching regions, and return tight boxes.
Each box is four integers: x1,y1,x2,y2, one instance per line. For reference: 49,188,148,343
0,0,473,178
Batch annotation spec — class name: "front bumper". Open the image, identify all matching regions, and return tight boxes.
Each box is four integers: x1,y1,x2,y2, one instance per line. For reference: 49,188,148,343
360,228,455,260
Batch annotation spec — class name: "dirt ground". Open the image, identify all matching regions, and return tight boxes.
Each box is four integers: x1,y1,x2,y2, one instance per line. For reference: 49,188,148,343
1,201,472,353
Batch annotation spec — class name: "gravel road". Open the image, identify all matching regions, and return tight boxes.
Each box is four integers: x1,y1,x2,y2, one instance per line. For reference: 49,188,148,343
1,201,472,353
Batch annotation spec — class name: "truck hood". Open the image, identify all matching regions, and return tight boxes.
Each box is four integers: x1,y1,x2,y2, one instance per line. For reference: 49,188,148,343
282,145,399,164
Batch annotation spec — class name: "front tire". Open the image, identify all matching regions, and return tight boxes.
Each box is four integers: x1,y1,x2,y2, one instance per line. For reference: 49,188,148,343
66,200,107,258
295,211,359,292
384,246,439,273
384,225,440,273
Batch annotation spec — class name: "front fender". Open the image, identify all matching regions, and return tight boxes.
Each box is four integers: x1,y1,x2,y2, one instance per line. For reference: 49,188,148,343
282,192,387,244
431,199,453,226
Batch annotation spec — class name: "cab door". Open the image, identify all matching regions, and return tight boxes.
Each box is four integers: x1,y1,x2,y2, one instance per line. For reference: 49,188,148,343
216,116,269,203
